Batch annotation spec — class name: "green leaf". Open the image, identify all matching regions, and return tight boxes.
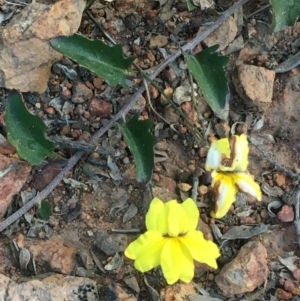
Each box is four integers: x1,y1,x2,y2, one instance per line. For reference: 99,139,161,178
5,90,55,165
118,115,156,183
186,0,197,11
50,34,135,87
271,0,300,32
37,200,52,221
184,45,229,117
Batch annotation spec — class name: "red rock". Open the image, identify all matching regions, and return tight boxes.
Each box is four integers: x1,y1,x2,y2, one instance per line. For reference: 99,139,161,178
60,88,72,100
89,98,112,117
0,135,16,155
275,288,293,300
180,101,198,124
161,283,196,301
149,85,159,99
277,205,294,222
0,0,85,93
284,279,296,293
160,176,177,194
72,82,93,104
274,172,286,188
215,241,269,297
93,77,103,89
0,155,31,219
293,268,300,281
237,64,275,103
29,240,76,274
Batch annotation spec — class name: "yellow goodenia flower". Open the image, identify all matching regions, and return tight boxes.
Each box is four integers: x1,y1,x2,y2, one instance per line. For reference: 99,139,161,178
205,134,262,219
125,198,220,284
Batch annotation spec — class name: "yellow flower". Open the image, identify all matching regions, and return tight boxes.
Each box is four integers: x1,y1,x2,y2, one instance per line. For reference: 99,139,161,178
205,134,262,219
125,198,220,284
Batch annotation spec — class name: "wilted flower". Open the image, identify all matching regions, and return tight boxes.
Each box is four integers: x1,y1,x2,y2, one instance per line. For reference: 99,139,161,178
205,134,262,219
125,198,220,284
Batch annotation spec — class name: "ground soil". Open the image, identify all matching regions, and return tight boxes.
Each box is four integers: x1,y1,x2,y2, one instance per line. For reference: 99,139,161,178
1,0,300,300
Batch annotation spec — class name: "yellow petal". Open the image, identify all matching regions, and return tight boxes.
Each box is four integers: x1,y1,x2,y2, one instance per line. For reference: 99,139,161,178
179,230,220,269
160,238,194,284
205,138,230,171
229,134,249,172
205,134,249,172
146,197,168,234
165,201,186,237
232,172,262,201
125,230,166,272
181,198,199,232
211,171,238,219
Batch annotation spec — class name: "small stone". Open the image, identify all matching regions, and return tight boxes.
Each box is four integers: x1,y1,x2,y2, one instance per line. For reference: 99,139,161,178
293,268,300,281
131,95,146,113
149,85,159,99
165,68,178,85
237,64,275,103
198,185,208,195
283,279,296,293
164,106,180,123
149,35,168,48
89,97,113,117
60,124,70,136
178,183,192,192
274,172,286,188
152,173,160,182
29,240,76,274
45,106,55,115
160,87,173,105
86,230,94,237
161,283,196,301
123,157,130,164
160,176,177,194
200,16,237,51
215,241,269,297
275,288,293,300
156,140,168,151
199,147,208,158
173,84,194,105
181,101,197,124
146,50,155,62
93,77,103,89
60,88,72,100
215,122,230,138
94,230,127,256
277,205,294,222
72,82,93,104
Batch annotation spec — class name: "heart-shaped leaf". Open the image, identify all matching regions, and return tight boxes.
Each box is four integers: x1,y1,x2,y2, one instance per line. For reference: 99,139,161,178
271,0,300,32
118,115,156,183
5,90,55,165
184,46,229,118
50,34,135,87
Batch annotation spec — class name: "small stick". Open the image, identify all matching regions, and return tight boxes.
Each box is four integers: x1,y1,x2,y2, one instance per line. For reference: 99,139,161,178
191,174,199,202
111,229,141,233
295,191,300,246
49,136,115,156
249,137,300,181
